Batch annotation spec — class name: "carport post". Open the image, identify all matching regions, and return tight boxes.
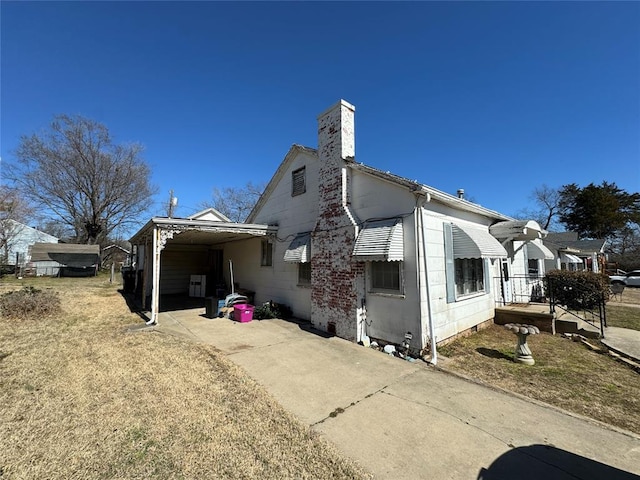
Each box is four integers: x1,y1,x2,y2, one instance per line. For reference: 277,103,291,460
149,225,161,325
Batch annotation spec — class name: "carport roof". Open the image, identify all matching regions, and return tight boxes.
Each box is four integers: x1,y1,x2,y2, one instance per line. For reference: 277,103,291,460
129,217,278,246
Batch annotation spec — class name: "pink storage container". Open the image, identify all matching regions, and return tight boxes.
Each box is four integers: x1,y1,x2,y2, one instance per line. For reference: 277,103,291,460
234,304,255,323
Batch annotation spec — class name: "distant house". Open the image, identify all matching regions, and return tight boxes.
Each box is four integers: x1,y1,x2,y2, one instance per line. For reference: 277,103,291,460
0,220,58,266
27,243,100,277
543,232,607,273
101,244,131,270
187,208,231,222
130,100,551,358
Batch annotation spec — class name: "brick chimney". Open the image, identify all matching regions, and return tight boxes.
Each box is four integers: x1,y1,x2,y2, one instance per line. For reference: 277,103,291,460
311,100,364,341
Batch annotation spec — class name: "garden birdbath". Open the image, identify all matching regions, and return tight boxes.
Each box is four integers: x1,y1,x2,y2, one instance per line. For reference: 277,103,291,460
504,323,540,365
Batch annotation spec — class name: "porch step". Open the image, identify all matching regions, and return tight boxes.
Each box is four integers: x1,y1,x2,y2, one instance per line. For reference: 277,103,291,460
555,313,601,339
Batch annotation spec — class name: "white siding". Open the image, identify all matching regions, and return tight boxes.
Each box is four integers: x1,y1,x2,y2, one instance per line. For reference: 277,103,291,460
350,171,421,346
6,220,58,265
160,245,209,295
245,150,319,319
422,208,499,344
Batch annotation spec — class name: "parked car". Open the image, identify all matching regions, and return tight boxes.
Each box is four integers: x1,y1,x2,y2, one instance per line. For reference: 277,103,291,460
609,270,640,287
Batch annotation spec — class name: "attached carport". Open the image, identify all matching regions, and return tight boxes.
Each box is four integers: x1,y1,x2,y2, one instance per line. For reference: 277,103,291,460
129,217,277,325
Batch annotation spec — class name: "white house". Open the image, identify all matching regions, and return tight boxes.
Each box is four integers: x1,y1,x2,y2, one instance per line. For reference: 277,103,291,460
130,100,551,359
542,232,607,273
0,219,58,266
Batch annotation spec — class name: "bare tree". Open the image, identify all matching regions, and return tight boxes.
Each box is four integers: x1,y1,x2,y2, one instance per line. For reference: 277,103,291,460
513,184,561,231
0,185,35,263
200,181,266,222
7,115,156,245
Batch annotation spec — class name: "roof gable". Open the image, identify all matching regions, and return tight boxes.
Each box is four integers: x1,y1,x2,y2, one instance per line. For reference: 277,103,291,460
4,219,59,243
246,145,317,224
187,208,231,222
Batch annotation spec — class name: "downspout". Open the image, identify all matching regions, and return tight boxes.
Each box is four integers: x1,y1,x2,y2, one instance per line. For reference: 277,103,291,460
416,194,437,364
342,166,365,342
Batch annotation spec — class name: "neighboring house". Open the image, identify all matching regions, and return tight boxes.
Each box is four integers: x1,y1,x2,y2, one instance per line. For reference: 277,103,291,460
187,207,231,222
130,100,549,356
27,243,100,277
0,219,58,266
543,232,607,273
101,244,131,270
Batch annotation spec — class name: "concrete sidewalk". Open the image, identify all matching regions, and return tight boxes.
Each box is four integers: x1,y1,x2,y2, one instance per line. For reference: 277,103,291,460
603,327,640,364
154,310,640,480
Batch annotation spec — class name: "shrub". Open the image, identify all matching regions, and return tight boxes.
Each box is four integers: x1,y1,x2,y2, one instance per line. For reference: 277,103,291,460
544,270,609,310
0,286,61,319
253,301,292,320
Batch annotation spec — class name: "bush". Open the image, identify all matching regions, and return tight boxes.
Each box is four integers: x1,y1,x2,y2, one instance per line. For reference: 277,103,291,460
544,270,609,310
0,286,61,319
253,301,292,320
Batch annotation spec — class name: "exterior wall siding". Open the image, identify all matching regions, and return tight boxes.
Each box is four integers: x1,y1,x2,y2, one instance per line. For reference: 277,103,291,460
248,149,319,319
160,245,209,295
350,169,422,346
422,208,499,345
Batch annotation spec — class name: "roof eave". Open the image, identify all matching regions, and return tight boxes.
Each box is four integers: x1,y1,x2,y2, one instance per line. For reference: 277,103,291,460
347,162,512,222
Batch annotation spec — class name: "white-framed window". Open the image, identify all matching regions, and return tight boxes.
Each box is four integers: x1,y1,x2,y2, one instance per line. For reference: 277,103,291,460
292,167,306,196
454,258,485,297
261,239,273,266
443,222,492,303
370,261,402,293
298,262,311,285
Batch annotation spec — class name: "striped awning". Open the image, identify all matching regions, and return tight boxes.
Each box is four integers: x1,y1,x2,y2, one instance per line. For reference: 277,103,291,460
452,223,507,259
284,232,311,263
526,241,554,260
561,252,582,264
353,218,404,261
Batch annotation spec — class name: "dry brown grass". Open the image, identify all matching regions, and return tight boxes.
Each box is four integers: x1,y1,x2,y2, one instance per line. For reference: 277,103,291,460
607,286,640,330
0,275,369,479
438,325,640,435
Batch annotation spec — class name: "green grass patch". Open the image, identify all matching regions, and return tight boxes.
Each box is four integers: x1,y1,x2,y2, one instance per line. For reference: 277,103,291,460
606,305,640,331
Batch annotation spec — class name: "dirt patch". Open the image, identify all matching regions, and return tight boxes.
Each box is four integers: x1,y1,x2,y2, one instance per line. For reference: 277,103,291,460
0,275,370,479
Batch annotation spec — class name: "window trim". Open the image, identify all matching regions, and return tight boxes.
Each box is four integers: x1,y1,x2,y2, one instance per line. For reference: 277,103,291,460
297,262,311,286
369,260,403,295
454,257,486,299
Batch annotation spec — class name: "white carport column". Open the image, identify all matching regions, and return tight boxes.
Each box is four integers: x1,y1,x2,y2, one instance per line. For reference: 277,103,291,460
149,225,161,325
149,226,180,325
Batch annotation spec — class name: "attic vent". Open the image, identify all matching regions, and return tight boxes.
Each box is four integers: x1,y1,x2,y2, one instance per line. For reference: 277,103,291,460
292,167,306,196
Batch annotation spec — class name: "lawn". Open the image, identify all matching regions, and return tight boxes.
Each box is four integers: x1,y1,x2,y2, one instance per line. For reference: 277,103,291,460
438,290,640,435
607,286,640,330
0,275,370,479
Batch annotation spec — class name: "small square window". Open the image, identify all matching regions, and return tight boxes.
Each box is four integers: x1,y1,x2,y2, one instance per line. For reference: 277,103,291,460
371,261,401,292
298,262,311,285
292,167,306,196
261,239,273,266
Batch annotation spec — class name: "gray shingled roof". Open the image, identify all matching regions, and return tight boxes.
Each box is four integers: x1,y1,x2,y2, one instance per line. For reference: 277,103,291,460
29,243,100,267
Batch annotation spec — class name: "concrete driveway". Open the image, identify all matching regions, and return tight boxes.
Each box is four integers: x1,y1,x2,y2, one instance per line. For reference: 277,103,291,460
155,309,640,480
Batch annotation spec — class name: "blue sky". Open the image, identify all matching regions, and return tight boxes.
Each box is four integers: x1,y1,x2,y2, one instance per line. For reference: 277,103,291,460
2,1,639,230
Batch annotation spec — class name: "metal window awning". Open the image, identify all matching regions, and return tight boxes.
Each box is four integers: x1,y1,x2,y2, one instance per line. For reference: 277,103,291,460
353,218,404,261
526,241,554,260
284,232,311,263
452,223,508,259
561,252,583,264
